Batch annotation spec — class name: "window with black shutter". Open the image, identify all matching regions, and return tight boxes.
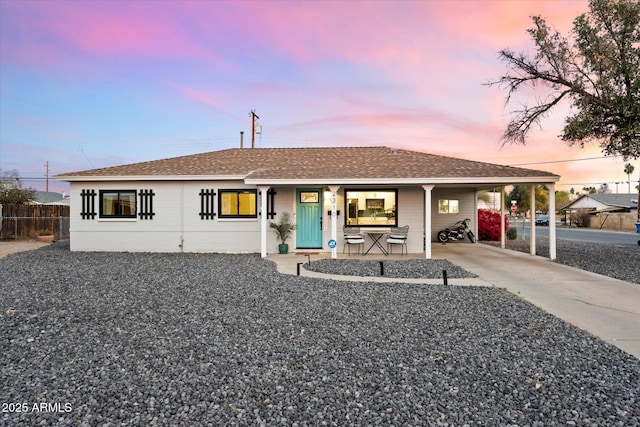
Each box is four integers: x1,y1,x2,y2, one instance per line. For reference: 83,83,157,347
99,190,137,218
218,189,257,218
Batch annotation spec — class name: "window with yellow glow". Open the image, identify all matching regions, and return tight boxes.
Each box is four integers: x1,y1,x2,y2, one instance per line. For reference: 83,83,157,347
345,189,397,226
219,190,257,218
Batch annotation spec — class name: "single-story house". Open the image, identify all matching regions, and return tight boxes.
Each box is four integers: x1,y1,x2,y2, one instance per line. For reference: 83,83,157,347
561,193,638,231
33,190,70,205
561,193,638,214
55,146,560,259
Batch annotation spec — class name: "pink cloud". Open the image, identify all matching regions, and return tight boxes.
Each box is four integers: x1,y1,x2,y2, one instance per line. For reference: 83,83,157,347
179,86,218,108
232,1,589,70
429,0,589,48
173,85,245,124
2,1,589,75
1,1,229,69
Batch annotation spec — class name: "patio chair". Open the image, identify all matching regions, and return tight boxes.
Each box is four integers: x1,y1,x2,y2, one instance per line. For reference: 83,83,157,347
386,225,409,255
343,227,365,255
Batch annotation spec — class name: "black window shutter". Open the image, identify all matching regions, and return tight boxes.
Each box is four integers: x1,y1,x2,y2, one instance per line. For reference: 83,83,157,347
80,189,97,219
138,189,156,220
199,189,216,219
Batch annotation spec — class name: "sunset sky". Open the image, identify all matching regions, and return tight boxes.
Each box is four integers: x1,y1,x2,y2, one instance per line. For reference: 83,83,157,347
1,0,638,194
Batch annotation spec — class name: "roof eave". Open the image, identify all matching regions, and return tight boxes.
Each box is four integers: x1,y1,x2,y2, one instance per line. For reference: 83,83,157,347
56,173,559,186
245,176,560,186
55,174,248,182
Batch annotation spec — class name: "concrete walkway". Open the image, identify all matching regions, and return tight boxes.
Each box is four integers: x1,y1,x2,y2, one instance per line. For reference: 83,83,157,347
268,243,640,359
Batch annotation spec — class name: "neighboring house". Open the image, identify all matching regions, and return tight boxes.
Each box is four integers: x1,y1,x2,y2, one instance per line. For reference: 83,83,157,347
561,193,638,231
55,146,560,259
33,191,70,205
561,193,638,214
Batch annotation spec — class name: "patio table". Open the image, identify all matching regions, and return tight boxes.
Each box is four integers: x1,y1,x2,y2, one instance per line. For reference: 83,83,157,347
361,228,391,255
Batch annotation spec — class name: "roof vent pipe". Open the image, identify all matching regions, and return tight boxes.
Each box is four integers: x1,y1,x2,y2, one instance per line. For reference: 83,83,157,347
240,131,244,149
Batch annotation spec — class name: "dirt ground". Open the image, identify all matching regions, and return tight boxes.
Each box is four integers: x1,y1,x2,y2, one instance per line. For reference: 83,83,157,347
0,240,51,259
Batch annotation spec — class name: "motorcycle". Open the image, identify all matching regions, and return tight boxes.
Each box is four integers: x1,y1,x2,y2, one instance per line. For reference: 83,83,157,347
437,218,476,243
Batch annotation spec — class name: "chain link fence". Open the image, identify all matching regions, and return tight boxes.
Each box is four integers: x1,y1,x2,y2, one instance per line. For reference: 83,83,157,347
0,216,70,240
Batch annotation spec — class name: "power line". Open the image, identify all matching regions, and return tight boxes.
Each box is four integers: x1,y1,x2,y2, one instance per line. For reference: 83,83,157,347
559,181,639,186
11,177,50,180
512,156,610,166
79,147,95,168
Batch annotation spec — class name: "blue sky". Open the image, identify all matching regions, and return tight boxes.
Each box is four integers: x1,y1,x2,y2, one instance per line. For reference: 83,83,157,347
1,0,637,194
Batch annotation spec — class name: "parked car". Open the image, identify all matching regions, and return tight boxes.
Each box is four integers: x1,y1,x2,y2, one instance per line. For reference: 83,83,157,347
535,215,549,226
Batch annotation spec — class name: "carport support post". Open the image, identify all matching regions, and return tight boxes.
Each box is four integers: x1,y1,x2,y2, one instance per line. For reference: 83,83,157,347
422,185,434,259
259,186,270,258
548,183,557,260
500,186,506,249
530,184,537,256
328,185,340,259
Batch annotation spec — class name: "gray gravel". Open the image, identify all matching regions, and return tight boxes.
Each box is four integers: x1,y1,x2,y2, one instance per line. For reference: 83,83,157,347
305,259,475,279
483,237,640,285
2,241,639,426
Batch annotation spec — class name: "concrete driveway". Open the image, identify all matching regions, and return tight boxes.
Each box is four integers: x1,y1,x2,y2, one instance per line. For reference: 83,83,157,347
432,243,640,359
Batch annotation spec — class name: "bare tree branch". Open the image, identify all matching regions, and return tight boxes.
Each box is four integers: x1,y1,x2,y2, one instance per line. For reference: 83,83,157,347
501,90,573,144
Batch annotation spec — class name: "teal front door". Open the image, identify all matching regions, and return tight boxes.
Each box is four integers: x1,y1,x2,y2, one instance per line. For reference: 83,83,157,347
296,189,323,248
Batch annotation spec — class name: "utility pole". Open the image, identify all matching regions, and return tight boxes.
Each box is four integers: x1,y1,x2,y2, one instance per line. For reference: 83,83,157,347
250,110,259,148
45,161,49,192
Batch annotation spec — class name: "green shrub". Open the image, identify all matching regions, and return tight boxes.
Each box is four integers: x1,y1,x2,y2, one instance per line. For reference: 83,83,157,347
506,227,517,240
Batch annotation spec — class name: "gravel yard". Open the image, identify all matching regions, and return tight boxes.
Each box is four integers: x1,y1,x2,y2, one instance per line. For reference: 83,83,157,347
304,259,475,279
2,242,639,426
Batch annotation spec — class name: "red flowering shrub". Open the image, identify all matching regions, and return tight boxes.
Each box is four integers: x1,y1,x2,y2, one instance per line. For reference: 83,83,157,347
477,209,509,241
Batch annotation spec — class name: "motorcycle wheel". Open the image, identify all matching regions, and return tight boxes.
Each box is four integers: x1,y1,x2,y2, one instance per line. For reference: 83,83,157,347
437,231,449,243
467,231,476,243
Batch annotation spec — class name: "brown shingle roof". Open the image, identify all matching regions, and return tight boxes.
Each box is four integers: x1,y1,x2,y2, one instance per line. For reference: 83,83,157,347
55,146,559,182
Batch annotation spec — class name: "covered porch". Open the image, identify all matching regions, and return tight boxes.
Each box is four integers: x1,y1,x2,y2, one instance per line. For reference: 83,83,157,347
256,182,558,261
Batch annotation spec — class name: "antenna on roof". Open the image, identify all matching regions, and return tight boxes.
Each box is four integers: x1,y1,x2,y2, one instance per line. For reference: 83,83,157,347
249,110,260,148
